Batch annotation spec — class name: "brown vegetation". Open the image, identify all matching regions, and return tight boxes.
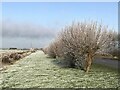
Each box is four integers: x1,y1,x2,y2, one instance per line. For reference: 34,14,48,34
2,55,11,64
1,50,37,65
45,21,116,73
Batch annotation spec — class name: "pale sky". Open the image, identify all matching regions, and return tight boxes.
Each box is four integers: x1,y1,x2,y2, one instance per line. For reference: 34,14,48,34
1,2,118,49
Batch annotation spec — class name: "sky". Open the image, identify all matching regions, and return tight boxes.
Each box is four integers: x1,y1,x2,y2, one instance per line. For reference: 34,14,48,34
1,2,118,49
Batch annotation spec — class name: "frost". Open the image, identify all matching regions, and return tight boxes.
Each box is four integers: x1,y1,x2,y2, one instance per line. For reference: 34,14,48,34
1,51,119,88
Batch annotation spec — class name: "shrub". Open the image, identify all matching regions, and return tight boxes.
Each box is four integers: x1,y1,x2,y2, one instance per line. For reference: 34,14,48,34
9,53,16,58
47,21,116,73
10,53,21,60
42,47,48,54
60,21,116,72
2,55,11,64
47,42,57,58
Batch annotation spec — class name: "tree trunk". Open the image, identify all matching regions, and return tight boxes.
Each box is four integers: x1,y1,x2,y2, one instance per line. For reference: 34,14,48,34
85,53,93,73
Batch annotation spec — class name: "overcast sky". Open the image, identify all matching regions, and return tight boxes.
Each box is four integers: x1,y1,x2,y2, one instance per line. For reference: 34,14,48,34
1,2,118,49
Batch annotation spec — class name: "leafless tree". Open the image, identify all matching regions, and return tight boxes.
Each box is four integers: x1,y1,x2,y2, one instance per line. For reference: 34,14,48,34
58,21,116,72
46,21,116,73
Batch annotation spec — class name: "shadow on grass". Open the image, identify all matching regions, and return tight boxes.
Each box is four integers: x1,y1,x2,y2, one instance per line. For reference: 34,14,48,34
46,55,119,74
52,57,119,73
51,57,85,71
44,55,69,68
46,56,56,59
51,58,69,68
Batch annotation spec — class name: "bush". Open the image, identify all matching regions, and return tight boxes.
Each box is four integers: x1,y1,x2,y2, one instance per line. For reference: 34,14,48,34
9,53,16,58
60,21,116,72
42,48,48,54
47,42,57,58
10,53,21,60
47,21,116,73
14,54,22,60
2,55,11,64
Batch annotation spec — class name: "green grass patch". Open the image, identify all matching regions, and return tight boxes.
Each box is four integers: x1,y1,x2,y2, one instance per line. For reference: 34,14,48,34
0,51,119,88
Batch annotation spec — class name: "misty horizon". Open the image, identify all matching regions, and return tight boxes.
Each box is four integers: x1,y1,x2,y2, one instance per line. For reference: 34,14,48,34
1,2,118,48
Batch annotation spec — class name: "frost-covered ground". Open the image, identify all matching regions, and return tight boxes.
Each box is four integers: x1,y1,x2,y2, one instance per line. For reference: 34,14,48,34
0,51,119,88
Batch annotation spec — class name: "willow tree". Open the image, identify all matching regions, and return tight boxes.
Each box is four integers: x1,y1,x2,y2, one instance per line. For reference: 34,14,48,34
59,21,116,73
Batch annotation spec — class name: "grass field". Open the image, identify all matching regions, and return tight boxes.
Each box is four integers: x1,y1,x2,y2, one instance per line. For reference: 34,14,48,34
0,51,119,88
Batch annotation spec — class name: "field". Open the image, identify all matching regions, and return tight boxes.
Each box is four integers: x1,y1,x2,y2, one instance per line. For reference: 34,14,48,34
0,50,119,88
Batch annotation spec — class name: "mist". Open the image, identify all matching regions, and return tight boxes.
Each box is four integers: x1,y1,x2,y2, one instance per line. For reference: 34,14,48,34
1,20,58,48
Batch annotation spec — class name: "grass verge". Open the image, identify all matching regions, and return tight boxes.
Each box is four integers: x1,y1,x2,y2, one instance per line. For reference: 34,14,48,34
0,51,119,88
